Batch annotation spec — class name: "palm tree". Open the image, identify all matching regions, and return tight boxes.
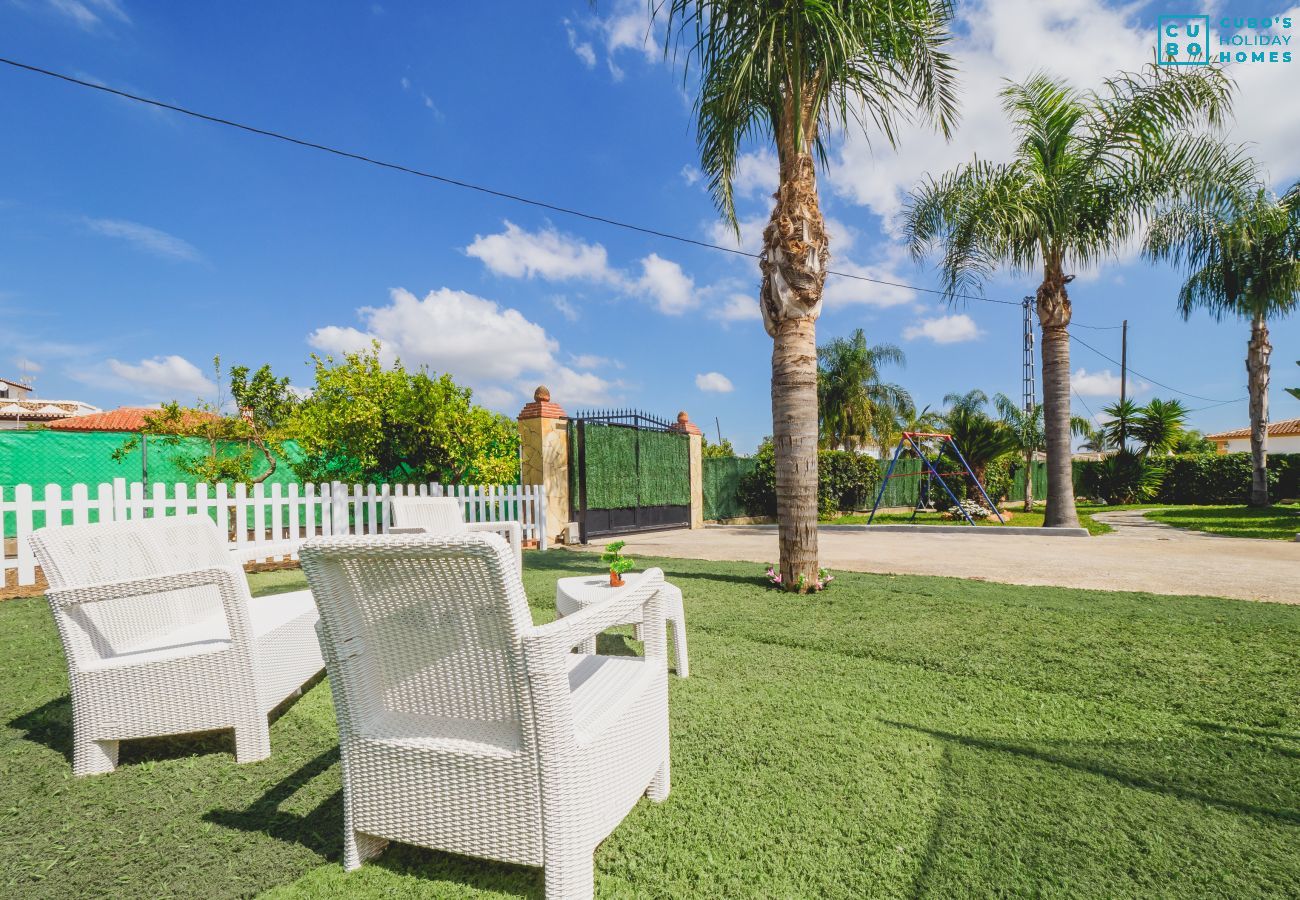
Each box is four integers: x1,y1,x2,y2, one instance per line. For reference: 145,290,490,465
877,403,943,459
1145,183,1300,506
658,0,958,588
994,393,1090,509
903,65,1242,527
943,389,988,415
1130,398,1189,457
1077,423,1113,454
1100,398,1141,452
1287,361,1299,401
817,331,911,452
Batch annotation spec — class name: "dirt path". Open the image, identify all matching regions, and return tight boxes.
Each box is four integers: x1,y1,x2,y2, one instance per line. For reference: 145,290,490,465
565,520,1300,604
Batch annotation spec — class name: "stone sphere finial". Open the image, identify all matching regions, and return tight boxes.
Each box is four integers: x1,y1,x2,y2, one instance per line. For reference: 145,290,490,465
534,385,551,403
677,411,689,424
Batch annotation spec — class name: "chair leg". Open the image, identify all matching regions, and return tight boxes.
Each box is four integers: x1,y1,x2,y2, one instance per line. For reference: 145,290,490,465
647,756,671,802
544,848,595,900
233,720,272,763
671,616,689,678
343,829,388,871
73,737,119,776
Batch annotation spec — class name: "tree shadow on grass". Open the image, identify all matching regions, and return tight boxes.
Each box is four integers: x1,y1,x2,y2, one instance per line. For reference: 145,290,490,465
206,749,543,898
882,719,1300,826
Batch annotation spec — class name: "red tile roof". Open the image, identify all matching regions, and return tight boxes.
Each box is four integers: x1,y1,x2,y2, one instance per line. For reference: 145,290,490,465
1206,418,1300,441
47,406,221,433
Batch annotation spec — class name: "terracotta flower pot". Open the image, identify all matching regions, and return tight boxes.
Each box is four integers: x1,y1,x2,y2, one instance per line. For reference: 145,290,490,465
609,570,624,587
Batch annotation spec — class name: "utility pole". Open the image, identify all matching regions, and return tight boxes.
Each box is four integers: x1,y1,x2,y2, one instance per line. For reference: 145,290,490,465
1118,319,1128,450
1022,296,1036,511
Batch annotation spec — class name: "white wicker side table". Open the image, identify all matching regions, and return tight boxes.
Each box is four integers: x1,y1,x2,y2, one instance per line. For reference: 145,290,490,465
555,573,689,677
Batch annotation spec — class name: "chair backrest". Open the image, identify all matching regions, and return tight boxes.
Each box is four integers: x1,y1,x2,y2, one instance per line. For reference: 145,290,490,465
29,516,240,661
299,533,535,744
388,497,468,535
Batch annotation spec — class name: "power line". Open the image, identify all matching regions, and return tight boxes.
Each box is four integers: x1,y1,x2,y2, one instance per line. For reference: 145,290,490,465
0,55,1032,308
1069,333,1240,404
1071,389,1099,423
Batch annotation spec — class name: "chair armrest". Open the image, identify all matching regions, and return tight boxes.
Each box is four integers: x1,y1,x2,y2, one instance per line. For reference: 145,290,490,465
230,540,304,565
522,568,666,670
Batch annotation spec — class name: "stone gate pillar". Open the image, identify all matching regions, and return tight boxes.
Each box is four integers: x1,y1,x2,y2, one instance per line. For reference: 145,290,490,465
671,411,704,529
518,386,570,546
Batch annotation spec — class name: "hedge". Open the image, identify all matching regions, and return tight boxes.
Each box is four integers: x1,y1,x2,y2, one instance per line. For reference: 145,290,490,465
573,423,690,509
703,456,759,519
736,444,883,518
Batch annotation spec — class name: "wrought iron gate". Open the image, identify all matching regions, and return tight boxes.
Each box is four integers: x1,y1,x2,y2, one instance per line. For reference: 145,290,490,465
570,409,691,543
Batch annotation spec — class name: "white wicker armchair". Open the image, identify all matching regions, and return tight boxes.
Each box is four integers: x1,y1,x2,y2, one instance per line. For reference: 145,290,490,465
28,516,324,776
298,532,671,900
388,496,523,571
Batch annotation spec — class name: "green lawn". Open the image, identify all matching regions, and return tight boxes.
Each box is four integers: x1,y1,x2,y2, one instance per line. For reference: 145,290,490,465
830,505,1119,536
1144,504,1300,541
4,555,1300,897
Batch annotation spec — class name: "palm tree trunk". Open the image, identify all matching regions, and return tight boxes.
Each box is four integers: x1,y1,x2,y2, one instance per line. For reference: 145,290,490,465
760,149,828,590
772,317,820,586
1246,313,1271,507
1037,279,1080,528
1022,447,1034,512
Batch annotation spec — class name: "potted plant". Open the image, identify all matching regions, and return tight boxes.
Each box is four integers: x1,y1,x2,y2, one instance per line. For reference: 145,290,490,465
601,540,635,587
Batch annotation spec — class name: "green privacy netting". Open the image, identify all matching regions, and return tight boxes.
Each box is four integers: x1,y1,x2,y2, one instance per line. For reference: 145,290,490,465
573,423,690,510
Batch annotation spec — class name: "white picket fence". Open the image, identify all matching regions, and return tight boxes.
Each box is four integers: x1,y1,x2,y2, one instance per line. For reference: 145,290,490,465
2,478,547,587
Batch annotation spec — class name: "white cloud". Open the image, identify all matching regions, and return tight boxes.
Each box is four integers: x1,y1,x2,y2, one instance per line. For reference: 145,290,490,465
564,20,597,68
707,213,768,256
107,355,215,399
399,76,410,90
733,149,778,199
680,165,702,186
709,292,761,323
823,259,916,309
695,371,734,393
46,0,130,29
635,253,696,314
1071,367,1148,397
466,221,616,283
569,353,621,370
550,295,579,321
84,217,201,262
308,288,618,408
903,313,982,344
12,357,42,373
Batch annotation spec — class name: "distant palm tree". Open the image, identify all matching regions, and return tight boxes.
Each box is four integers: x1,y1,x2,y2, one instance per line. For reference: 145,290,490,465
877,403,944,458
817,331,911,452
657,0,958,589
1130,398,1189,457
903,65,1242,527
995,393,1090,510
943,389,989,415
1146,182,1300,506
1100,398,1142,452
1077,424,1114,454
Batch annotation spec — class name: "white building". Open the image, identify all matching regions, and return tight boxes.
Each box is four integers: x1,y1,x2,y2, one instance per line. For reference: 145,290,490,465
1206,418,1300,454
0,377,101,430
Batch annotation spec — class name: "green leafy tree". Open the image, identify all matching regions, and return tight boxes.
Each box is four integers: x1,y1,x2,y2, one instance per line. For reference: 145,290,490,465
994,393,1090,510
903,65,1243,527
112,357,298,484
288,344,519,485
943,389,989,415
942,407,1018,500
701,436,737,458
1146,181,1300,506
1172,429,1215,454
657,0,958,589
817,331,912,452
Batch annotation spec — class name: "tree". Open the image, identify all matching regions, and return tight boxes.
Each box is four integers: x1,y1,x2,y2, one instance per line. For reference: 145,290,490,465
876,404,944,460
942,407,1018,500
1077,423,1113,454
1172,429,1214,454
994,393,1091,510
657,0,958,589
701,436,737,458
943,389,988,415
1130,398,1188,457
903,65,1242,527
817,331,912,453
1100,398,1141,452
1287,361,1299,401
288,344,519,485
1146,182,1300,506
112,357,298,484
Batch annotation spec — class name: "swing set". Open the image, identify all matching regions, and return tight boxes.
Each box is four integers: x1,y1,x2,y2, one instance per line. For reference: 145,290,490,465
866,432,1005,526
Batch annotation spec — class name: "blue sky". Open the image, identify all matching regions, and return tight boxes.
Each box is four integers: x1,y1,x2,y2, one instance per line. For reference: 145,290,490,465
2,0,1298,455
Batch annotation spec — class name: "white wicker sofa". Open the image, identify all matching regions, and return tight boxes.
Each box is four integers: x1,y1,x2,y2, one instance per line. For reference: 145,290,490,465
388,496,523,570
299,532,671,900
28,516,324,776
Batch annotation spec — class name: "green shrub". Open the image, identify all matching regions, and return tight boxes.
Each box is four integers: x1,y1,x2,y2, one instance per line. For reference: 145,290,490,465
1153,452,1295,504
1079,451,1165,503
737,440,883,517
